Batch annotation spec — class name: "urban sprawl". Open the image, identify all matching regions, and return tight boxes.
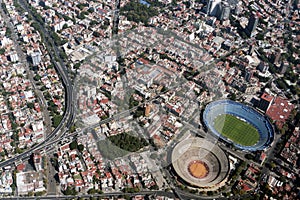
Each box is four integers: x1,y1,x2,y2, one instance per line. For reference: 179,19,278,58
0,0,299,200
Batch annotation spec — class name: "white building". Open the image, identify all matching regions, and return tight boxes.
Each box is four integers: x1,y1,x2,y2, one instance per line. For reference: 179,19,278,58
16,171,45,195
31,51,41,66
9,52,19,62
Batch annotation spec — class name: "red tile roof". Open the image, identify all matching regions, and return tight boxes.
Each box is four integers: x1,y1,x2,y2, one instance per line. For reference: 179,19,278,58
266,97,294,129
17,163,25,171
261,93,273,102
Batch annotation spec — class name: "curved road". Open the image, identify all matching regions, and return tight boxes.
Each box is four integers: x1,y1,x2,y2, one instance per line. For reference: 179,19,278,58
0,0,76,168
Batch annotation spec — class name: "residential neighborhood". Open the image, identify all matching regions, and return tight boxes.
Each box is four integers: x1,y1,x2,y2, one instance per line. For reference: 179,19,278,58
0,0,299,199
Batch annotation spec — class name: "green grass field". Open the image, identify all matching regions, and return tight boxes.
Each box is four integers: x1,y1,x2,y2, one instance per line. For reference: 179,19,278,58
213,114,260,146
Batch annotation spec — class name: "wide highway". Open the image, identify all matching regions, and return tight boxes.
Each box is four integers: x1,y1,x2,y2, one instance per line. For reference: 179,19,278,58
0,0,76,168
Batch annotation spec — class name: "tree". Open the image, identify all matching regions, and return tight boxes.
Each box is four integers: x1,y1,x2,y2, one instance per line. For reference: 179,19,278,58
0,48,5,55
256,33,264,40
35,191,46,196
73,63,81,69
108,132,148,152
123,187,140,193
41,86,47,91
28,191,34,196
89,20,99,26
161,86,168,93
77,12,86,20
77,144,84,152
52,115,63,128
245,154,254,160
120,1,159,25
229,93,237,101
50,157,58,169
27,102,35,109
62,24,68,29
93,31,101,37
76,3,88,10
276,79,287,90
279,176,286,183
133,107,144,118
150,184,159,190
11,122,18,130
63,186,77,195
60,50,68,60
69,125,76,133
87,188,96,194
51,32,64,46
69,141,78,150
10,141,16,147
33,74,41,81
10,183,16,193
87,7,94,13
5,28,12,37
150,153,158,160
44,92,51,100
270,161,276,169
1,3,8,14
129,95,139,108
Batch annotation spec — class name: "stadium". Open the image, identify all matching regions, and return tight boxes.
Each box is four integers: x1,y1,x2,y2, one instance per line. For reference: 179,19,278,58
203,100,274,151
171,138,229,188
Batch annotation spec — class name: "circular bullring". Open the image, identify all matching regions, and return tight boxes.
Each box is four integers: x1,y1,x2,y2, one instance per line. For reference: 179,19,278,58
203,100,274,151
171,138,229,188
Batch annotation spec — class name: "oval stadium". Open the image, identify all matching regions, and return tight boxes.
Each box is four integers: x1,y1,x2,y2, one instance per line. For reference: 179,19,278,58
171,138,229,188
203,100,274,151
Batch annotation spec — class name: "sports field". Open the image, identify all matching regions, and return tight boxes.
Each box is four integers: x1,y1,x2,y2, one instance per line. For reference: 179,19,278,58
213,114,260,146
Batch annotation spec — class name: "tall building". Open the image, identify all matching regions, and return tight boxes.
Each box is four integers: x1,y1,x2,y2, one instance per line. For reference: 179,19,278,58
207,0,221,16
248,44,255,55
259,93,274,112
234,2,243,15
294,0,300,9
206,0,213,15
219,1,231,21
189,0,195,8
33,152,42,171
245,69,253,82
31,51,41,66
257,62,269,73
273,48,281,65
246,14,259,37
279,61,288,74
144,104,151,117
